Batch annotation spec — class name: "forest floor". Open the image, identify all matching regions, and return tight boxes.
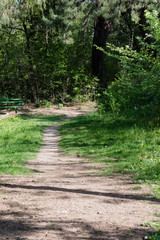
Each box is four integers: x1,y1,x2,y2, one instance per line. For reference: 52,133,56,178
0,104,160,240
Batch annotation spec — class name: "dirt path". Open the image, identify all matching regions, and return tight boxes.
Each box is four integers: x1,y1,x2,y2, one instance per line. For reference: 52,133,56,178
0,106,160,240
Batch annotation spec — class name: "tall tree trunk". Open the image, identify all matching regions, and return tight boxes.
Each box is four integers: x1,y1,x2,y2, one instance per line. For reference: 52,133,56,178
92,16,113,88
23,21,38,101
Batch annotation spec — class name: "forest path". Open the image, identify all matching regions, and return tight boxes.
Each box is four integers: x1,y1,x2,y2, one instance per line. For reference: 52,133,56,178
0,105,160,240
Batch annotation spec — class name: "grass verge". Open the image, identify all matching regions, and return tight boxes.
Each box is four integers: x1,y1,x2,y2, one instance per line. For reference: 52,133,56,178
0,113,64,174
59,112,160,195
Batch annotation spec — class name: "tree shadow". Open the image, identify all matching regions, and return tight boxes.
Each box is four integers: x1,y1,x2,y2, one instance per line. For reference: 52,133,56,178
0,217,153,240
21,113,66,123
44,220,150,240
1,183,160,204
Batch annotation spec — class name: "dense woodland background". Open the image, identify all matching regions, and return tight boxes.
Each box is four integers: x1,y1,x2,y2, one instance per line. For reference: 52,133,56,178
1,0,160,114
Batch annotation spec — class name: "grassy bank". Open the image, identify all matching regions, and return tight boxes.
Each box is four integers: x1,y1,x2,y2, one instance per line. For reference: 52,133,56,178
59,112,160,196
0,114,64,174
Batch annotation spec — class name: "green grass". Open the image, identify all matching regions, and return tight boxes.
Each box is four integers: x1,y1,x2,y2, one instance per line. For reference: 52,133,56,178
59,112,160,191
141,220,160,230
0,113,64,174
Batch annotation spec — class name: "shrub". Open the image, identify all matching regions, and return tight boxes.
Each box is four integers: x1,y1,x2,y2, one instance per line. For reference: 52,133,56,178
145,231,160,240
35,100,52,108
99,10,160,116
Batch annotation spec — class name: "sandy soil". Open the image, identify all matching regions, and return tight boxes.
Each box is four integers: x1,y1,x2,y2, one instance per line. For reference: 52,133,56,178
0,104,160,240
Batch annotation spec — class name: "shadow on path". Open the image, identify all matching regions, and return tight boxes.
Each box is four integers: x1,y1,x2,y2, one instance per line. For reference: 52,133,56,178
2,183,160,204
0,217,149,240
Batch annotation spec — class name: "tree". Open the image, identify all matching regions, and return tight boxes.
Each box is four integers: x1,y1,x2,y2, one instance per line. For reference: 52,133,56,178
42,0,160,87
1,0,160,102
100,10,160,114
89,0,160,87
0,0,95,102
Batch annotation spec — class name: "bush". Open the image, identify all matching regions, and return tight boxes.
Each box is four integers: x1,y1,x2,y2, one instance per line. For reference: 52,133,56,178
35,100,52,108
99,10,160,116
145,231,160,240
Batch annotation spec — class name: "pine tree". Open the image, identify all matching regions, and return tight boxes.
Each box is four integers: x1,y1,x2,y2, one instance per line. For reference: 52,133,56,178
1,0,160,88
0,0,45,26
42,0,160,87
82,0,160,87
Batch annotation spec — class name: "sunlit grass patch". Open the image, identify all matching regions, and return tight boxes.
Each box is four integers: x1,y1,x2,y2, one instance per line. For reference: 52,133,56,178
59,112,160,192
0,114,65,174
141,220,160,231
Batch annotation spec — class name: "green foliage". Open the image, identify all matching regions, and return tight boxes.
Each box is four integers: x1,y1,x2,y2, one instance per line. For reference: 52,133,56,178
72,74,99,103
35,100,52,108
59,112,160,189
0,114,64,174
0,11,93,103
99,10,160,115
144,230,160,240
58,103,63,109
1,1,160,104
0,0,95,103
141,220,160,230
45,100,52,108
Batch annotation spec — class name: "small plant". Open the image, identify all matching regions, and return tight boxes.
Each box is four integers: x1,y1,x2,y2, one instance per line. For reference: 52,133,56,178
58,103,63,109
132,185,142,190
0,195,8,199
97,103,107,115
144,230,160,240
34,100,52,108
44,100,52,108
141,220,160,230
35,101,41,108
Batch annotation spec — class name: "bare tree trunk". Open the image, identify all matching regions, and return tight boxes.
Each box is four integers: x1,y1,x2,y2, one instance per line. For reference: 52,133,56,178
92,16,114,88
23,21,38,101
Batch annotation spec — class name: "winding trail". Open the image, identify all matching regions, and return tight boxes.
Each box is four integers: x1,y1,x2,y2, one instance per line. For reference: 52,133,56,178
0,107,160,240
